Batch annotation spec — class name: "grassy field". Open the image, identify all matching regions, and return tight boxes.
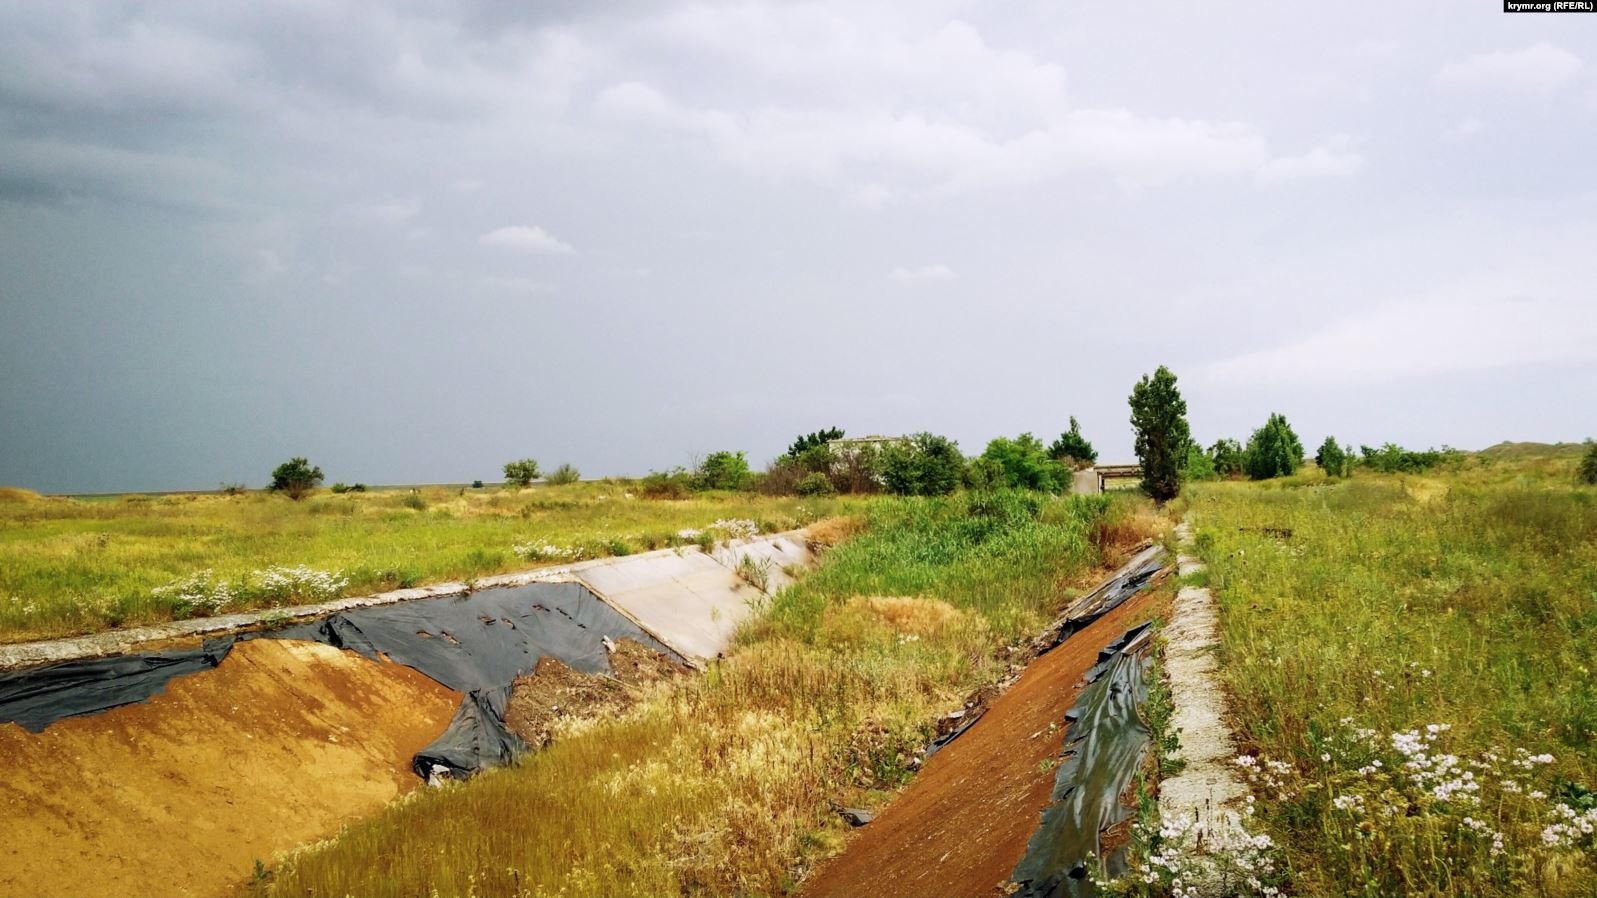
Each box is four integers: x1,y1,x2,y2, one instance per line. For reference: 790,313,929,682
0,482,870,643
1185,453,1597,897
264,490,1161,897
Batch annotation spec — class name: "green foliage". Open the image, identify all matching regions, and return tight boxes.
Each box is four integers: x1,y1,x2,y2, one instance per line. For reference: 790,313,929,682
980,432,1067,492
878,432,964,496
1243,413,1304,480
503,458,541,487
638,468,692,499
269,457,324,500
1181,443,1217,482
963,456,1006,491
1189,476,1597,897
1580,440,1597,486
1315,436,1355,478
1208,439,1245,478
1048,416,1098,468
1128,366,1191,502
328,482,368,495
546,464,582,486
795,471,836,497
692,451,752,492
786,427,845,459
1358,443,1460,474
471,480,484,489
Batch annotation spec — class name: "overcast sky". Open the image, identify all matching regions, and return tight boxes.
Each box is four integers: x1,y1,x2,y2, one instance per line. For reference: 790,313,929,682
2,1,1594,493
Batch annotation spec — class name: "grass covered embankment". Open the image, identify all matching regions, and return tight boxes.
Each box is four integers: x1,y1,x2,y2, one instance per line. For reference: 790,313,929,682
265,490,1158,897
1189,469,1597,897
0,482,867,642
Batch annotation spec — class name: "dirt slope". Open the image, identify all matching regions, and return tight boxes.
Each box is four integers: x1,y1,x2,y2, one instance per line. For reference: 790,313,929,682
801,593,1160,898
0,639,460,898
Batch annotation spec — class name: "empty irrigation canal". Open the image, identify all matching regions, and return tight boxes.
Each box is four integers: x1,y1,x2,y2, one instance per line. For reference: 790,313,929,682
0,534,812,898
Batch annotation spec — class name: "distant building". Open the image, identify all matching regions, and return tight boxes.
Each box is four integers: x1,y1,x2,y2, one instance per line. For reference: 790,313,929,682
827,435,907,453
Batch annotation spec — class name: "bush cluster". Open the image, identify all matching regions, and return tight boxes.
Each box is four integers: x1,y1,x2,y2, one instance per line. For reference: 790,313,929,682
1315,437,1355,478
1048,417,1098,468
978,433,1067,492
504,458,541,487
879,432,964,496
1580,440,1597,486
1244,413,1304,480
1359,443,1460,474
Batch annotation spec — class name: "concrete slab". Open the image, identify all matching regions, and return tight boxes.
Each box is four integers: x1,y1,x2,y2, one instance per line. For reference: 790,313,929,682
708,534,816,594
573,549,767,665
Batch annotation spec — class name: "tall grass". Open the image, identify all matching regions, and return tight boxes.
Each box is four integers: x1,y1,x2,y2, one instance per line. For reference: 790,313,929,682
0,482,868,642
267,490,1157,897
1190,471,1597,897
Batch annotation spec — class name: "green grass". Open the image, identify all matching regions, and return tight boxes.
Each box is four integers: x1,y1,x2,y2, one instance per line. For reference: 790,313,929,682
265,490,1158,897
0,482,870,642
1188,459,1597,897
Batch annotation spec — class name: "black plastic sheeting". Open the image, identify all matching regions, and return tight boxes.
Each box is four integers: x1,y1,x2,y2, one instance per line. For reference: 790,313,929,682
0,642,233,733
1010,622,1154,898
0,581,682,779
924,549,1166,761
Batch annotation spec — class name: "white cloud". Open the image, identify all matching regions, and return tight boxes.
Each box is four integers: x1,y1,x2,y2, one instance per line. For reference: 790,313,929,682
1193,279,1597,387
593,15,1363,198
477,225,575,254
1436,44,1584,94
1255,139,1365,185
891,264,955,283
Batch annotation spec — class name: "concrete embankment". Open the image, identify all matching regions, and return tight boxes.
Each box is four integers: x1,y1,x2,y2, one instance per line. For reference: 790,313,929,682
0,532,814,898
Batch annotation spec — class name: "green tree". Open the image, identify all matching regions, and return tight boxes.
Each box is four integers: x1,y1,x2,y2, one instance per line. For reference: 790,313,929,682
1048,417,1098,468
1182,443,1217,482
879,432,964,496
269,457,324,500
982,433,1067,492
786,427,845,458
1244,414,1304,480
1209,439,1245,478
1128,366,1192,502
1578,440,1597,486
1315,437,1354,478
692,451,752,491
503,458,541,487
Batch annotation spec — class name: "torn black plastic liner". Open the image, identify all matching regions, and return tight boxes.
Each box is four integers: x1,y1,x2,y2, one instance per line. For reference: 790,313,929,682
924,549,1165,761
1010,622,1154,898
0,581,681,778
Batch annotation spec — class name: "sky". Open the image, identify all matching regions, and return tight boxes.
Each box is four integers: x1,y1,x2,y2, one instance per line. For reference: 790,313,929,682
1,1,1594,493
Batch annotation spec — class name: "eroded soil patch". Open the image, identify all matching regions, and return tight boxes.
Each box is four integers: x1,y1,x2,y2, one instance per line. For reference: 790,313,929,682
0,639,460,898
801,592,1164,898
504,638,690,747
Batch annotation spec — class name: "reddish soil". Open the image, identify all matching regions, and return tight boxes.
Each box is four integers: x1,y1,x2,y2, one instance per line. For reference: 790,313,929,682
0,639,461,898
800,592,1161,898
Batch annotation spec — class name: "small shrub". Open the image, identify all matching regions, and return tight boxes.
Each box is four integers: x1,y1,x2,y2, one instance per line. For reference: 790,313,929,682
1579,440,1597,485
757,458,807,496
981,432,1067,492
218,482,247,496
1209,438,1245,478
1048,416,1099,468
329,482,351,494
639,468,692,499
1181,442,1217,481
692,451,752,492
269,457,324,500
401,491,427,511
1244,413,1304,480
879,432,963,496
471,480,484,489
1315,436,1355,478
546,464,582,486
795,471,836,497
1359,443,1459,474
504,458,541,487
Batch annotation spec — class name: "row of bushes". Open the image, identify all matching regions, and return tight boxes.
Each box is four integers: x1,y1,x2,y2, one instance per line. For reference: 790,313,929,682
1186,413,1464,483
